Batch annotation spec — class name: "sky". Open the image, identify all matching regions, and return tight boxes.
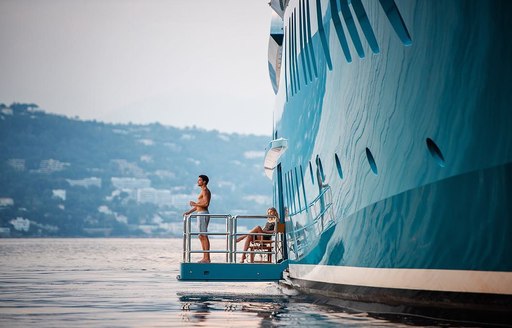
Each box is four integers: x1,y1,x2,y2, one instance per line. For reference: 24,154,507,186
0,0,276,135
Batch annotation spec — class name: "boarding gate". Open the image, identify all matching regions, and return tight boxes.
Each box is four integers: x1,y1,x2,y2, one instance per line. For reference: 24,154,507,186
177,213,288,281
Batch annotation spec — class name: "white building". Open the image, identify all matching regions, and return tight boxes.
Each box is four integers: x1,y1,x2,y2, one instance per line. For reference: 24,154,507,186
10,217,30,232
156,190,172,206
0,198,14,207
36,159,70,174
52,190,66,201
137,188,158,204
6,158,25,171
67,177,101,188
111,177,151,189
136,188,172,206
170,193,197,208
1,107,13,115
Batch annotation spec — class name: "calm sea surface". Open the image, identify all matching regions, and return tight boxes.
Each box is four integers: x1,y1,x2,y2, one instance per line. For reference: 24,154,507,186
0,238,437,327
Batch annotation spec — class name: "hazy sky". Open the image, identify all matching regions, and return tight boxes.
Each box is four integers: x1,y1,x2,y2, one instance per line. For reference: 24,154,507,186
0,0,276,135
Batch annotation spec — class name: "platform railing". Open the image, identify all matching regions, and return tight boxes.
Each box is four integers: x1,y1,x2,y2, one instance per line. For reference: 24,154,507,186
182,213,231,263
182,214,282,264
232,215,280,264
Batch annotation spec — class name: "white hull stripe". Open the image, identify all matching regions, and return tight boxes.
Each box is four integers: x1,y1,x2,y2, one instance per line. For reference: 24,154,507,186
289,264,512,295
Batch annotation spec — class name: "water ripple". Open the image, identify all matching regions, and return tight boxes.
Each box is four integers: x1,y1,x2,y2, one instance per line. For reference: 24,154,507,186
0,238,440,327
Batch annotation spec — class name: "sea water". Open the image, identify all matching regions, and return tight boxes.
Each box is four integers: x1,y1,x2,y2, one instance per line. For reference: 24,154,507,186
0,238,433,327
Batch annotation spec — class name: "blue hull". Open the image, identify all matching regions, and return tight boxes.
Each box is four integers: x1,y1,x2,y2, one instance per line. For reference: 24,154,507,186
268,0,512,320
294,162,512,271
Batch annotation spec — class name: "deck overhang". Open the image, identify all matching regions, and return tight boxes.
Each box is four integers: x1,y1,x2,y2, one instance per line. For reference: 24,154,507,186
264,138,288,180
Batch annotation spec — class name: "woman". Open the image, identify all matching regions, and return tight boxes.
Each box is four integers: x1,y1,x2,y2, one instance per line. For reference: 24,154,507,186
237,207,278,263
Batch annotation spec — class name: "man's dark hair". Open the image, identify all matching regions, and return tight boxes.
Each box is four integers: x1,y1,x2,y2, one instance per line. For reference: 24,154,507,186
199,174,209,185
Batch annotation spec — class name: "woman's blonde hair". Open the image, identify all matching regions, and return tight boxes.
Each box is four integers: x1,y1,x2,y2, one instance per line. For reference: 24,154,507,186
267,207,278,221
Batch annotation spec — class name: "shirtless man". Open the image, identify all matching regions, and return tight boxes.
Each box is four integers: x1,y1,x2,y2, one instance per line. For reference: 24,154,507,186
183,175,211,263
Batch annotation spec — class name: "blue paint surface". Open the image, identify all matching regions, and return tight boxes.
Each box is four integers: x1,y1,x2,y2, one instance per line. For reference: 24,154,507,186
179,261,288,282
273,0,512,276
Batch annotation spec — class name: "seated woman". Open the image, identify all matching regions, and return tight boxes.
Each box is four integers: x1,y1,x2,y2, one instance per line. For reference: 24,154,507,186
236,207,278,263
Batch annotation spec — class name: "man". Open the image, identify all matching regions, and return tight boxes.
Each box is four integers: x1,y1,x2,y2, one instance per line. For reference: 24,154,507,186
183,174,211,263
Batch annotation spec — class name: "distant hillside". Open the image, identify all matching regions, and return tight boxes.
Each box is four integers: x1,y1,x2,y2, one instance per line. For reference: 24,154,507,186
0,103,272,237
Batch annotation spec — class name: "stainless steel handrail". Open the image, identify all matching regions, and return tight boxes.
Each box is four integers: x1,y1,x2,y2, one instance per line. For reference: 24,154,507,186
182,214,282,264
182,213,232,262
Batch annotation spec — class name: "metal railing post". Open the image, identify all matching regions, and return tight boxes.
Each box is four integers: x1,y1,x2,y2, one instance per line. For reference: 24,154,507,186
228,215,233,263
182,215,187,262
233,215,238,263
181,213,288,265
187,215,192,262
273,232,277,264
225,215,229,263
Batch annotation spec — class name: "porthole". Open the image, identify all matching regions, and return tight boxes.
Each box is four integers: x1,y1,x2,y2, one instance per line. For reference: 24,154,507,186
299,165,308,207
335,153,343,179
366,147,378,175
316,155,325,182
309,161,314,184
426,138,445,167
293,167,302,210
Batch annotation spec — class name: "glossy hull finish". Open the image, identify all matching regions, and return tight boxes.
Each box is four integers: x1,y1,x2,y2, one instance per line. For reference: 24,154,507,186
270,0,512,321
